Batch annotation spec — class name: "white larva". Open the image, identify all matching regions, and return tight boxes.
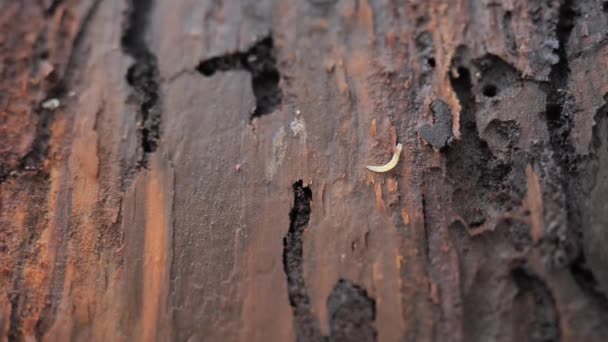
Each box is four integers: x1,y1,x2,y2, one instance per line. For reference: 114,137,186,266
366,143,403,173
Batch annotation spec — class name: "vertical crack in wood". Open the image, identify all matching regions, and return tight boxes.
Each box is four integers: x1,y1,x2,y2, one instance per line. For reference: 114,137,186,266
196,35,282,120
282,181,377,342
545,0,577,182
282,181,324,342
121,0,162,168
542,0,608,308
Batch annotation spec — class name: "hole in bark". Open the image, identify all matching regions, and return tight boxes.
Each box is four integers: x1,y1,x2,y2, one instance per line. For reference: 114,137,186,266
197,62,216,76
545,103,562,121
282,180,323,341
482,84,498,97
427,58,436,68
196,53,243,76
125,60,161,159
474,54,519,99
251,69,281,119
196,36,283,120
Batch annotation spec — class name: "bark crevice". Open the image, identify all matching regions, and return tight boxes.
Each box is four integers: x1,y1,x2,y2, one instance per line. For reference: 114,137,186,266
196,35,282,119
121,0,162,168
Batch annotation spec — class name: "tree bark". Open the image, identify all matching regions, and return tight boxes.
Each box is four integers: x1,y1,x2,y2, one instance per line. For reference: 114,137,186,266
1,0,608,341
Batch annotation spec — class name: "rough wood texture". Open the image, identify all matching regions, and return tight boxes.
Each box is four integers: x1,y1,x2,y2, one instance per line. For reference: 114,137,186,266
1,0,608,341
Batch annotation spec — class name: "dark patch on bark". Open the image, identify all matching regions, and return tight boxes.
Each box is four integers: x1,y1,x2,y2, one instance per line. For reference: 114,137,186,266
544,0,577,174
196,36,282,119
543,0,577,179
540,0,608,303
512,267,560,342
419,99,453,150
327,279,377,342
529,0,608,313
283,180,324,342
446,50,514,229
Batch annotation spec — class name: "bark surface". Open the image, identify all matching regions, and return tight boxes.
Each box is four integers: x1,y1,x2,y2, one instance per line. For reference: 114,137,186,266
1,0,608,341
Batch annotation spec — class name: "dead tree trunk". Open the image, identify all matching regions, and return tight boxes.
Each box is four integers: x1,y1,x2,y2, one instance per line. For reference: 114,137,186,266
2,0,608,341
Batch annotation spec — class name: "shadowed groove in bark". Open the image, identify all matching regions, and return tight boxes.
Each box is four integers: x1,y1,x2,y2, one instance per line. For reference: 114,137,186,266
541,0,608,307
282,180,324,342
121,0,162,168
545,0,577,172
196,35,283,119
282,181,377,342
512,267,560,342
